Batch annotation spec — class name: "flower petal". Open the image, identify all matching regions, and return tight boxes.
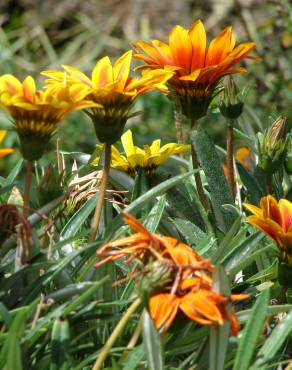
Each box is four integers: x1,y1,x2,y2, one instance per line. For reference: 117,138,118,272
189,20,206,69
169,25,193,71
149,293,180,331
206,26,235,66
279,199,292,232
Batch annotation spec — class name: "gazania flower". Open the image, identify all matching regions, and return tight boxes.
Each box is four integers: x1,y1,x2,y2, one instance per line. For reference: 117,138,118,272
133,20,257,121
96,213,246,335
223,147,255,176
92,129,190,175
244,195,292,265
0,130,13,158
42,51,173,144
0,75,98,160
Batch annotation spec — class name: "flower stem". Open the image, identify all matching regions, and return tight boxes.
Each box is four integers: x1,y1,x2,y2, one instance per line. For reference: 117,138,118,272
23,160,33,219
227,121,235,201
175,109,184,145
91,297,141,370
89,143,112,243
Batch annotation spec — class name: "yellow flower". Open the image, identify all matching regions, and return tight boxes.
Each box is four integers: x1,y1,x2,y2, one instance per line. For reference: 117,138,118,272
0,75,98,160
0,130,13,158
244,195,292,265
93,129,190,175
133,20,257,121
42,51,173,144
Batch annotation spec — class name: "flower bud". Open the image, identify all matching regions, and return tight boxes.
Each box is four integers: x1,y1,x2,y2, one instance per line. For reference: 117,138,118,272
138,260,172,305
37,164,64,206
258,116,287,174
219,77,244,120
284,134,292,175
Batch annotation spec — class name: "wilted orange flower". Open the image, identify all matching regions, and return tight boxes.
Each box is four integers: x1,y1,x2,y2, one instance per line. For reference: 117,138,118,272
42,51,173,144
133,20,257,120
0,130,13,158
0,75,97,160
95,212,211,270
244,195,292,265
96,213,246,335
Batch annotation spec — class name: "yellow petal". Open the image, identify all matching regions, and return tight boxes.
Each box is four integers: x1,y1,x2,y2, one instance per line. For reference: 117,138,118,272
113,50,132,90
62,65,93,87
92,56,113,89
22,76,36,102
189,20,206,69
279,199,292,232
121,129,136,158
0,148,14,158
0,130,7,144
0,74,22,94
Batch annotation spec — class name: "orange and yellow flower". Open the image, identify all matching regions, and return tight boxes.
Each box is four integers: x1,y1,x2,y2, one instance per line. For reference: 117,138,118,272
0,130,13,158
42,51,173,144
0,75,97,160
244,195,292,265
133,20,257,120
96,212,246,335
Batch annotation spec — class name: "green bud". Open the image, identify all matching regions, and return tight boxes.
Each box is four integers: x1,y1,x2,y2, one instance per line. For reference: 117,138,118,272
138,260,172,306
19,134,50,161
258,116,287,174
284,134,292,175
37,164,64,207
219,77,244,119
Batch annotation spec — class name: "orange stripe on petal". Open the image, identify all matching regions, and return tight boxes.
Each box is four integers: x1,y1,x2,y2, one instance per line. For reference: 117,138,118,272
243,203,263,217
92,56,113,88
261,195,282,225
246,215,282,243
169,25,193,71
189,20,206,69
205,26,235,66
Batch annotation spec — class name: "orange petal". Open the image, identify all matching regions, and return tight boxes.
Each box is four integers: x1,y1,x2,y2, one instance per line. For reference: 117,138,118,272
149,293,180,331
189,20,206,69
113,51,132,90
246,215,282,242
260,195,282,225
169,25,193,71
205,26,235,66
279,199,292,232
0,148,13,158
180,290,224,325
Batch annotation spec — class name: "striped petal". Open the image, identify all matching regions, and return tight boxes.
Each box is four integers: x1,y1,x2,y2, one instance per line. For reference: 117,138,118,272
189,20,206,69
279,199,292,232
169,25,193,71
92,56,113,88
206,26,235,66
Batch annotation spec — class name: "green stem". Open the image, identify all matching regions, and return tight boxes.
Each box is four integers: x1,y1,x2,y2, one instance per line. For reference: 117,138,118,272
227,121,235,201
88,143,112,243
23,160,33,220
91,297,141,370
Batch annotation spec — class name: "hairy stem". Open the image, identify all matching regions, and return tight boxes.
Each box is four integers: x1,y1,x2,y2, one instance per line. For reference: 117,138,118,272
89,143,112,243
92,297,141,370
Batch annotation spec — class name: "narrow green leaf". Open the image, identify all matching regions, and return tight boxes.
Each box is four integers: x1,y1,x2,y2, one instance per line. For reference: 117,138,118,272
142,310,164,370
209,266,231,370
105,170,195,240
171,217,206,245
251,311,292,369
237,163,264,205
192,127,235,232
122,344,144,370
237,305,292,322
51,317,70,370
233,288,270,370
144,194,166,232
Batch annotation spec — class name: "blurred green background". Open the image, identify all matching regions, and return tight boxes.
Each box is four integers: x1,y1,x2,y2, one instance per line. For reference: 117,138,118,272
0,0,291,175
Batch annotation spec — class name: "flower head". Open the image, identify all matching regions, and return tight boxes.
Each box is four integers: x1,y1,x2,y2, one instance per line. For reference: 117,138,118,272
42,51,173,144
0,75,97,160
244,195,292,265
96,212,246,334
133,20,257,120
0,130,13,158
92,129,190,175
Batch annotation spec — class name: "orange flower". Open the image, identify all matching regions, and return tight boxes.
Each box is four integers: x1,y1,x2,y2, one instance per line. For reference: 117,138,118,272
0,130,13,158
244,195,292,265
96,213,247,335
149,277,242,335
223,147,255,176
133,20,257,120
